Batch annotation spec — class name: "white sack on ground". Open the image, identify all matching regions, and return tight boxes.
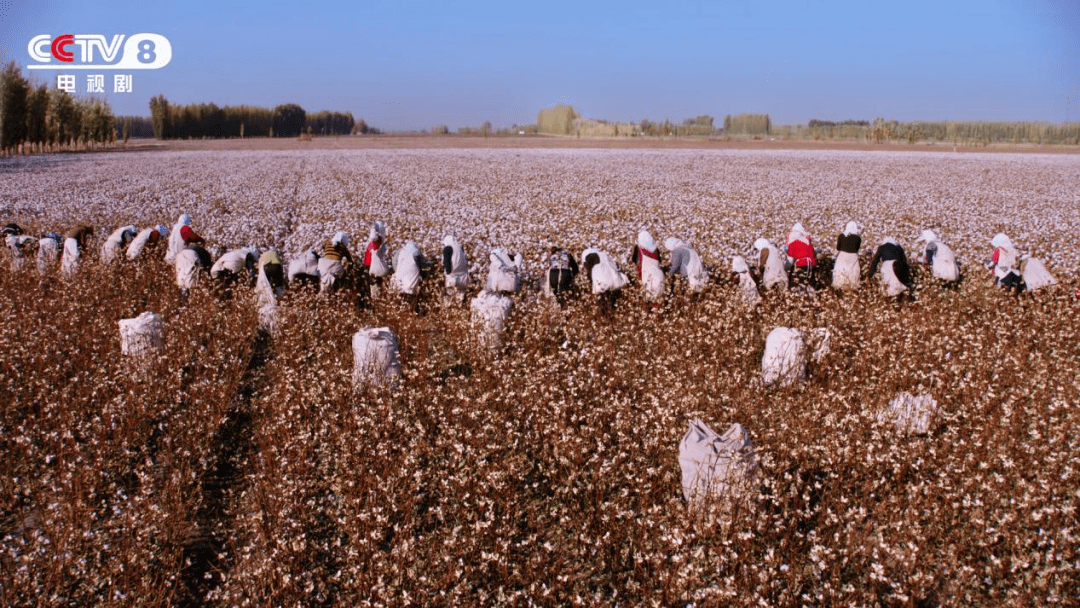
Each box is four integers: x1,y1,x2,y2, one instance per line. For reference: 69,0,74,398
471,290,513,348
832,251,860,290
352,327,401,388
1022,257,1057,291
762,327,807,387
679,419,758,505
175,248,203,290
119,311,164,358
881,392,939,435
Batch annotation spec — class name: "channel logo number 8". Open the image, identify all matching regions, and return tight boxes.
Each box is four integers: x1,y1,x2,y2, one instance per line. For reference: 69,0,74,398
118,34,171,69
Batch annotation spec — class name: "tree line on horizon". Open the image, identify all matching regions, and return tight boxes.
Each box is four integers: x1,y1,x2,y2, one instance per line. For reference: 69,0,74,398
148,96,368,140
0,61,117,155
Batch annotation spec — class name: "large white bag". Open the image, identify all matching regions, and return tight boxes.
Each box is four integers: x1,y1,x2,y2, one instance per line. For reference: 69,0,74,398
761,327,829,387
762,327,806,387
485,250,522,294
175,248,204,290
678,419,758,505
881,392,939,435
119,311,164,358
352,327,401,388
1021,257,1057,291
470,290,513,349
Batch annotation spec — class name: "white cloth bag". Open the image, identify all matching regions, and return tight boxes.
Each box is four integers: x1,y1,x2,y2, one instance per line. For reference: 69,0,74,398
678,419,758,504
352,327,401,388
119,311,164,358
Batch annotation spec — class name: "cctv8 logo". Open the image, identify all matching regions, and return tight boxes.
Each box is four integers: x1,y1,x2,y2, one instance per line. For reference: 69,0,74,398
117,34,172,69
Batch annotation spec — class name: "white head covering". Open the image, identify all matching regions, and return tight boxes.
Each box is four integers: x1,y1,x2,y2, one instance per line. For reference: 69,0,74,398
156,224,169,237
789,222,810,244
443,235,456,247
917,229,937,243
732,256,749,273
753,238,771,251
882,237,897,246
404,241,419,254
637,230,657,252
369,221,386,242
991,233,1014,250
581,247,599,262
178,214,192,226
843,221,861,236
332,231,349,247
663,237,686,252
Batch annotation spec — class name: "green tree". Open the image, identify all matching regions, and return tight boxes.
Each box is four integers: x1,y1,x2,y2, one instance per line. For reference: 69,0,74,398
0,61,30,153
272,103,306,137
26,84,49,150
47,87,77,148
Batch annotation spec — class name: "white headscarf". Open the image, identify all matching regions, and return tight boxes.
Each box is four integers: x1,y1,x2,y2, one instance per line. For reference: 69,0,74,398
637,230,658,252
991,233,1014,251
917,229,938,243
332,231,349,247
753,238,771,251
369,221,386,243
843,221,860,236
443,235,456,247
732,256,749,273
882,237,897,246
663,237,686,252
789,222,810,244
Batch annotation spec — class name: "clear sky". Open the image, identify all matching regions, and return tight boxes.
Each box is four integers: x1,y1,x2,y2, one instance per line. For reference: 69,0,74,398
1,0,1077,131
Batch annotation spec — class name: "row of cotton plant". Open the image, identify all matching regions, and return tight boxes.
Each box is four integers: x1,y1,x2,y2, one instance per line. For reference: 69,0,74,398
1,146,1078,605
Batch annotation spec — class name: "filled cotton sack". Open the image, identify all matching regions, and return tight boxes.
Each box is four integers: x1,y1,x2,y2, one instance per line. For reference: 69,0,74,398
470,290,513,349
761,327,829,387
679,419,759,506
352,327,401,388
119,311,164,358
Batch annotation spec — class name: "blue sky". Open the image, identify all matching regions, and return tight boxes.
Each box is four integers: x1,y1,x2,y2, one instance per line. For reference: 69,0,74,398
2,0,1077,131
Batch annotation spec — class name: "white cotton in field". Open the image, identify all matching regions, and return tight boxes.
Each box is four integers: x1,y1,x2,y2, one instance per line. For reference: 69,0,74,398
882,392,940,435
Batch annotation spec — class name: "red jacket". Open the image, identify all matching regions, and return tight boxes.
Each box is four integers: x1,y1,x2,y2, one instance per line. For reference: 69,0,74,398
787,239,816,267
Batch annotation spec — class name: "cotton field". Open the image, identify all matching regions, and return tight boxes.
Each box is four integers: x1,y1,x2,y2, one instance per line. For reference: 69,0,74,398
2,146,1079,606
